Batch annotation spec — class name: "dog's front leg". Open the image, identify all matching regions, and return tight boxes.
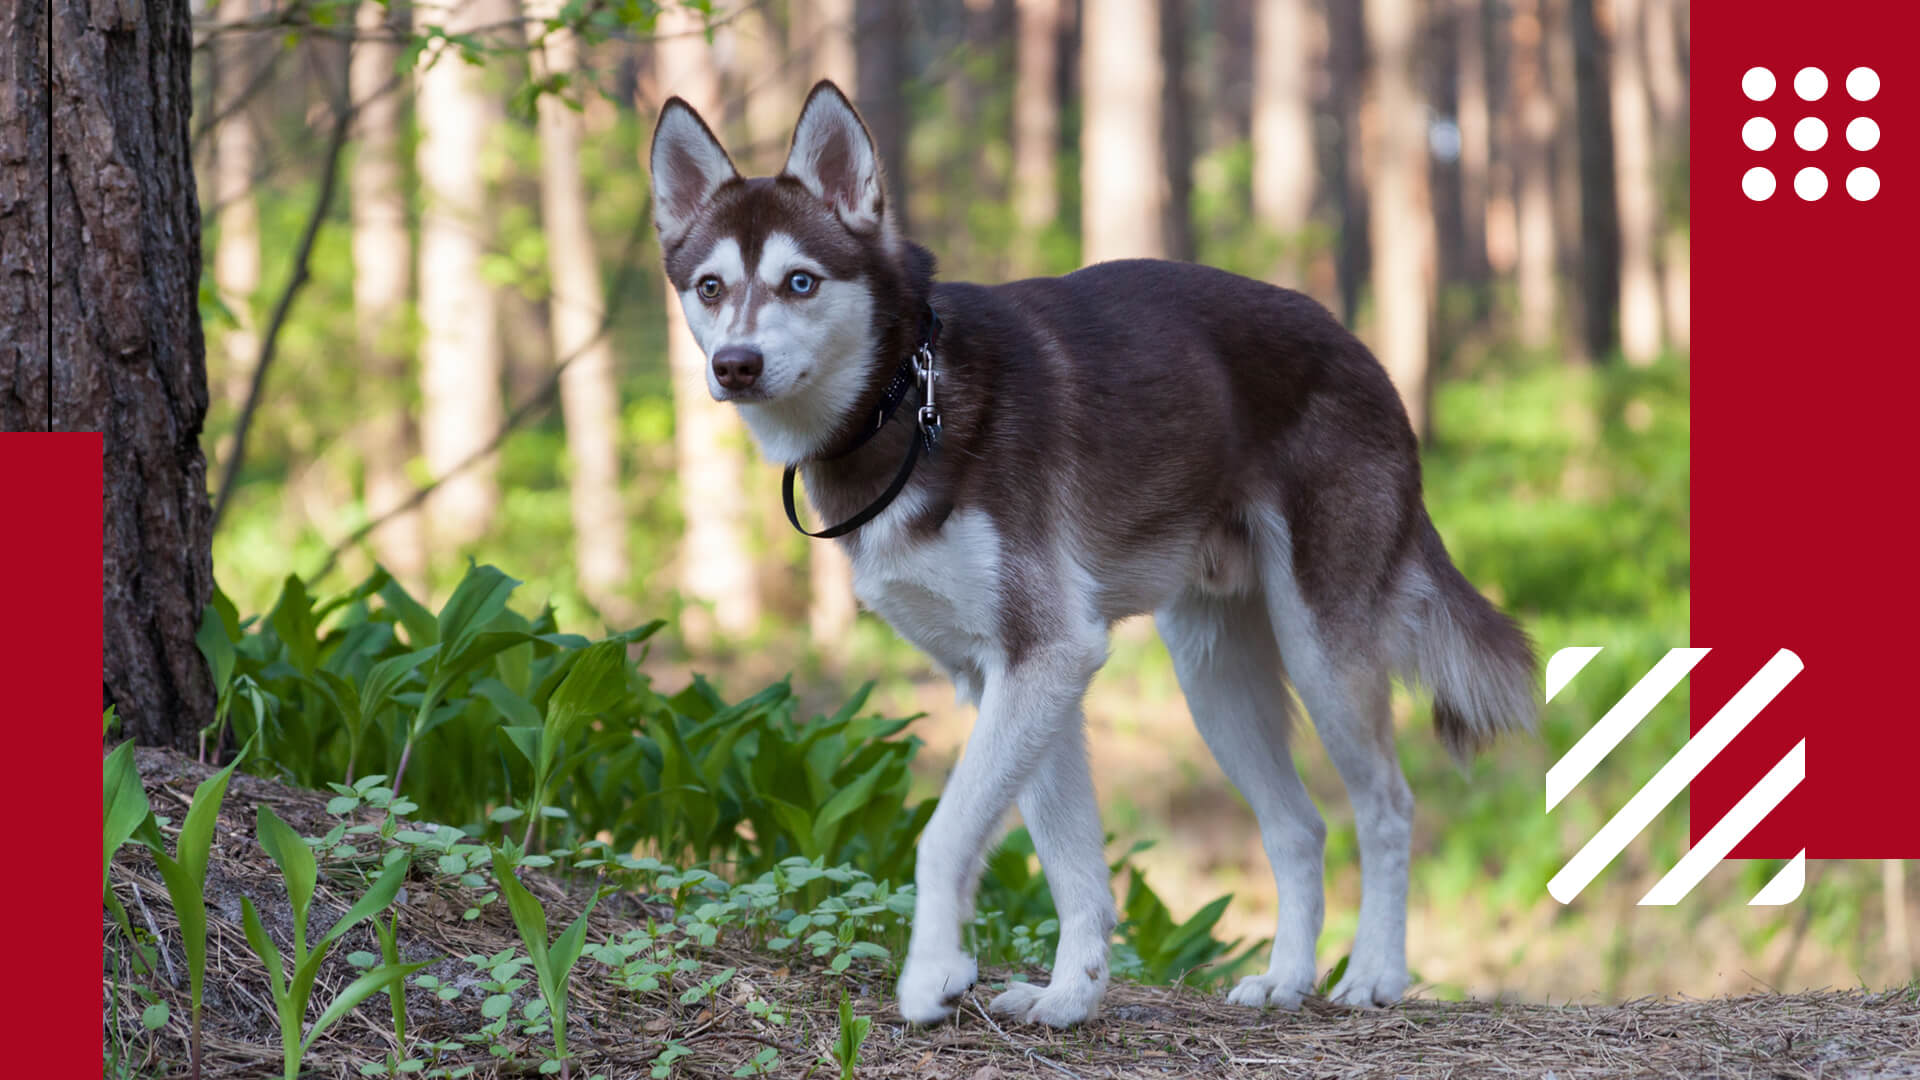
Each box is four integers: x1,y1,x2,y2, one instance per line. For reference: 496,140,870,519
987,716,1116,1027
896,638,1105,1024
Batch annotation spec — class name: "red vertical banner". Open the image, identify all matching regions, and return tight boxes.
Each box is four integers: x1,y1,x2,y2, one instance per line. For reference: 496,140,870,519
0,434,103,1074
1691,2,1920,858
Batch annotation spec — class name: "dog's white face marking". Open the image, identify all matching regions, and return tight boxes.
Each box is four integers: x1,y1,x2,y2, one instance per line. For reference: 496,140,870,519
677,229,876,464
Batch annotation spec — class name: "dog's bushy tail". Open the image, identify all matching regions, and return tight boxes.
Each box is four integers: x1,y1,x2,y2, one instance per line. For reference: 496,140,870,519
1400,514,1538,763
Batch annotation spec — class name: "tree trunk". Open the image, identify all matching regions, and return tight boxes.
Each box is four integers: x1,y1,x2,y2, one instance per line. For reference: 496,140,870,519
1251,0,1317,286
18,0,217,748
1208,0,1254,150
1326,0,1368,325
1081,0,1165,262
1364,0,1433,438
1511,0,1558,349
1609,0,1663,365
416,0,507,549
529,0,632,624
209,0,260,415
854,0,910,234
1160,0,1194,261
1454,0,1491,287
653,6,762,642
1012,0,1062,270
1568,0,1618,362
350,0,428,595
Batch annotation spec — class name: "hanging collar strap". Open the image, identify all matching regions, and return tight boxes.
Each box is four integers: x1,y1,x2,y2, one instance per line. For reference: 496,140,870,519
783,306,943,540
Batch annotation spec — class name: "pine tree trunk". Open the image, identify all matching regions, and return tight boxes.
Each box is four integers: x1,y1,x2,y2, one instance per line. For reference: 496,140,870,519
17,0,217,747
1012,0,1062,269
1364,0,1434,438
1251,0,1317,286
1081,0,1166,262
1454,0,1491,287
209,0,260,415
350,0,428,594
1512,0,1558,349
653,7,761,642
1569,0,1618,362
1609,0,1664,365
854,0,909,234
1326,0,1368,325
797,0,857,93
1160,0,1194,261
530,0,632,623
416,0,507,548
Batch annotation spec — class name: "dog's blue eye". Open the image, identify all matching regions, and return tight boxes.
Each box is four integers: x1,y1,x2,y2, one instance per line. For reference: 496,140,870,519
788,271,817,295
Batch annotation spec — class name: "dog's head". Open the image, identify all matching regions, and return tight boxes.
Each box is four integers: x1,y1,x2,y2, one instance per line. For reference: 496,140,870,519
650,81,920,464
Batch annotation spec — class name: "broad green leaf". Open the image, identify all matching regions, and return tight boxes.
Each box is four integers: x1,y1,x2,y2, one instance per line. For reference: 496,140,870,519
548,886,604,982
435,564,520,646
814,759,890,833
240,896,287,1001
360,644,437,729
499,726,542,770
313,567,392,624
268,575,322,674
304,961,432,1055
103,740,151,894
175,749,244,888
379,577,439,648
196,602,237,695
255,805,318,955
473,677,541,729
490,847,551,975
319,853,413,947
140,1001,169,1030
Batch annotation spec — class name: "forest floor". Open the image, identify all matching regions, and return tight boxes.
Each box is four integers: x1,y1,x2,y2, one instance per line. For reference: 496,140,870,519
105,750,1919,1079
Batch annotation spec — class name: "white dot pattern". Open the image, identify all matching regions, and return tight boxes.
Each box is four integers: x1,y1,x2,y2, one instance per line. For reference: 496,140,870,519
1741,64,1882,205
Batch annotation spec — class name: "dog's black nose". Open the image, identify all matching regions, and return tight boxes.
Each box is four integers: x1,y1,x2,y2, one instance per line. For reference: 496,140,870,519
712,346,763,391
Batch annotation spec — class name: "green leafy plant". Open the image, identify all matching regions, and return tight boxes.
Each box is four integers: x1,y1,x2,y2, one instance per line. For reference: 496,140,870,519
239,804,428,1080
491,846,604,1077
103,738,157,978
829,991,871,1080
139,742,248,1080
499,637,632,850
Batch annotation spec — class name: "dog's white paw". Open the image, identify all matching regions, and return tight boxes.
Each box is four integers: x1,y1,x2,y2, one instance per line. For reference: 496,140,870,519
988,976,1104,1028
1326,960,1408,1008
896,950,978,1024
1225,971,1316,1011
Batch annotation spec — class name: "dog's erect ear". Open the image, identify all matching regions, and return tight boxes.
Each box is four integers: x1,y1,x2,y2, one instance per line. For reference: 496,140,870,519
650,98,739,248
781,81,890,238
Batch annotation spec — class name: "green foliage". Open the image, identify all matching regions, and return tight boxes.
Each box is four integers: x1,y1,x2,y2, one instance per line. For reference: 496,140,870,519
830,992,871,1080
240,804,428,1080
490,845,604,1068
136,743,247,1080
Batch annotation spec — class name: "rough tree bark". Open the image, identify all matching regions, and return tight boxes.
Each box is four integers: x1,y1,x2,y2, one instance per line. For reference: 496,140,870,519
652,5,762,642
1251,0,1318,287
6,0,217,747
350,0,428,594
1364,0,1434,438
1081,0,1165,262
1454,0,1491,287
528,0,632,624
416,0,508,548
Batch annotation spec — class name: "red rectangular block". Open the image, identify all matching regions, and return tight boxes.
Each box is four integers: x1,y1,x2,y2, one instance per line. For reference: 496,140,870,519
1691,1,1920,858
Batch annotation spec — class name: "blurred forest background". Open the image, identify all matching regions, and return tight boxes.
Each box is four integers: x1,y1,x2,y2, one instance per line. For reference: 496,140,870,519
190,0,1913,1002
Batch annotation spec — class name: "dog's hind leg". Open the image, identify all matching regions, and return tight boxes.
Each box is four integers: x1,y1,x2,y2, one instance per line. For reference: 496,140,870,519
988,715,1116,1027
896,631,1108,1024
1157,589,1327,1010
1254,523,1413,1008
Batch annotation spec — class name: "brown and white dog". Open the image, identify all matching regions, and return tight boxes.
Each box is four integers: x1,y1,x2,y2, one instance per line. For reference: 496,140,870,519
649,81,1536,1027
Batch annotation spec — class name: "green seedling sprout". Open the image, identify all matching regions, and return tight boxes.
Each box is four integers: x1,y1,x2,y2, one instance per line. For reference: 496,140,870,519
491,845,604,1079
499,637,631,850
136,739,248,1080
240,804,428,1080
830,991,872,1080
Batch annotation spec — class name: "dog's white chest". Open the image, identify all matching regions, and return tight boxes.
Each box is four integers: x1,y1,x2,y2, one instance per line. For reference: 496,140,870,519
847,503,1003,695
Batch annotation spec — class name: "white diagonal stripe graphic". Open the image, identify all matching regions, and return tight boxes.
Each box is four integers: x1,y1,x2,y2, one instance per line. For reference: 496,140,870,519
1639,740,1805,905
1547,648,1803,903
1750,850,1807,906
1546,648,1709,811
